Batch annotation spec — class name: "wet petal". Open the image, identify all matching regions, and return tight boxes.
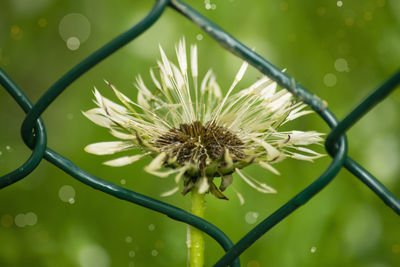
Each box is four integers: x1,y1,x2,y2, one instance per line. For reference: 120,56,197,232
160,186,180,197
85,141,134,155
236,168,276,194
82,109,111,128
103,153,148,167
258,161,281,175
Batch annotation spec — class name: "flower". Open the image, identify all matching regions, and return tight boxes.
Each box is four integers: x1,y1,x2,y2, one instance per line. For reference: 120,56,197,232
83,39,324,201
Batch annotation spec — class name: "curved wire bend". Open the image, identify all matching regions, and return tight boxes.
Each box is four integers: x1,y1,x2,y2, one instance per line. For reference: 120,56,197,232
0,71,47,189
1,1,239,266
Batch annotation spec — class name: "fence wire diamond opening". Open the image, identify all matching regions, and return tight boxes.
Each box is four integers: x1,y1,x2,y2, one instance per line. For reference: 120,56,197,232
1,1,400,266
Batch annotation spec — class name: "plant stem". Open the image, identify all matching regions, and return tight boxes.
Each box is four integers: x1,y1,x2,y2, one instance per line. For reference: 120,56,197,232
189,189,205,267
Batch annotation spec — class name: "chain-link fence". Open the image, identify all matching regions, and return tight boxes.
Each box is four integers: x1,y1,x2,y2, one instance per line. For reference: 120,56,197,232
1,0,399,266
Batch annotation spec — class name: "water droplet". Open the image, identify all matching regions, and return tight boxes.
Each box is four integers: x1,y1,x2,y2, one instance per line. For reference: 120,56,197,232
120,179,126,185
334,58,350,72
0,151,2,156
14,213,26,227
25,212,38,226
337,1,343,7
323,73,337,87
66,37,80,51
151,249,158,256
6,146,11,151
125,236,133,243
148,224,155,231
129,250,135,257
69,198,75,204
245,211,259,224
311,246,317,253
59,185,76,203
196,34,203,41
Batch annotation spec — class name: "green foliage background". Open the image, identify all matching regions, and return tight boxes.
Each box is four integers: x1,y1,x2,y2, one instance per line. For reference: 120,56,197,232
1,0,400,266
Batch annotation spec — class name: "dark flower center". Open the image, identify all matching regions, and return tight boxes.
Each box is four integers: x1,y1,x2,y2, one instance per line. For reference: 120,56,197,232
155,121,245,169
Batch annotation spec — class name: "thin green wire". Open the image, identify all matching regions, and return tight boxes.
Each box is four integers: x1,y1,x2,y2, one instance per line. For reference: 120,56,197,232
326,70,400,215
0,70,47,189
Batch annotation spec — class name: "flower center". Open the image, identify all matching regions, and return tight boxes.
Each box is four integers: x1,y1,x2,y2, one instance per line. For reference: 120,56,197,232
155,121,245,170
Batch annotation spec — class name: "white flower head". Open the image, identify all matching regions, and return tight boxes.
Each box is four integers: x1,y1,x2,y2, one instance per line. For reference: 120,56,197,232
84,38,325,200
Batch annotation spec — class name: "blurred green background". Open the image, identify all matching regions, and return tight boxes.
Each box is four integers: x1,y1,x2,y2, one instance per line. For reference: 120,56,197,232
1,0,400,266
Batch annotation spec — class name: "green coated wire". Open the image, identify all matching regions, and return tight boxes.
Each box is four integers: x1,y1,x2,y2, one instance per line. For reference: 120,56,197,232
325,70,400,215
0,70,47,189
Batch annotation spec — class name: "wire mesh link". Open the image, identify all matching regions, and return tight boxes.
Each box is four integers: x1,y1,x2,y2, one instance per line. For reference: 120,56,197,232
1,0,399,266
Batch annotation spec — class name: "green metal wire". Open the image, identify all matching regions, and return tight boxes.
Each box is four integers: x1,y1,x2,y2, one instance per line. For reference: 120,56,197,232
0,71,47,189
1,0,399,266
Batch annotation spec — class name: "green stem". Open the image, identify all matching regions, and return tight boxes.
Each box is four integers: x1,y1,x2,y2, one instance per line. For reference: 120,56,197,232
189,189,205,267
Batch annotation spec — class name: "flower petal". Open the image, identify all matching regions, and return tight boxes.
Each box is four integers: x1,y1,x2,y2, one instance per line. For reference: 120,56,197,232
84,141,134,155
103,153,148,167
160,186,180,197
236,168,277,194
82,109,111,128
197,176,209,194
258,161,281,175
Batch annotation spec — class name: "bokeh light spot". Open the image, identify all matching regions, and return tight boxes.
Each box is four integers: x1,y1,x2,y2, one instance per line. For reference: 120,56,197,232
10,25,23,40
151,249,158,256
334,58,350,72
245,211,259,224
78,244,110,267
59,13,91,43
38,18,47,27
1,214,14,227
59,185,76,203
247,260,260,267
14,214,26,227
148,224,155,231
66,37,81,51
364,11,373,21
25,212,38,226
323,73,337,87
392,244,400,254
